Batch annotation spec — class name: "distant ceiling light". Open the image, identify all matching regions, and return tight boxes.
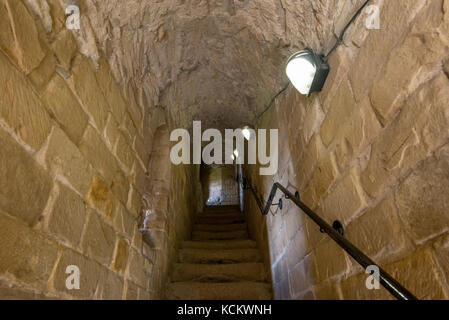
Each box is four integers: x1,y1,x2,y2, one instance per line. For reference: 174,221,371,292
241,125,255,141
286,48,330,96
230,154,235,161
233,149,239,158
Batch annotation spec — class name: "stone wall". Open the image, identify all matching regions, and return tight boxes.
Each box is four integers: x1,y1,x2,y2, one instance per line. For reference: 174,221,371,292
0,0,199,299
244,0,449,300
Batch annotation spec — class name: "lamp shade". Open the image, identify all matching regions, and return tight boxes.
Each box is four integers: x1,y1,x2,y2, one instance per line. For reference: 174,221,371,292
241,125,255,141
286,48,330,96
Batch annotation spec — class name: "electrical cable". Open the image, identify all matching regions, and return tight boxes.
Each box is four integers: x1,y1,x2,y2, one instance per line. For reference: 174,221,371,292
256,82,290,120
255,0,371,120
325,0,371,58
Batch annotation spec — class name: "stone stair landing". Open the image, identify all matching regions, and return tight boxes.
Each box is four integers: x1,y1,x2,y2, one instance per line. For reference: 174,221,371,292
166,205,272,300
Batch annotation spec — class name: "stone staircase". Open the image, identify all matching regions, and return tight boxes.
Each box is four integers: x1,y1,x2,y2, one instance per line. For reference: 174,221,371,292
166,205,272,300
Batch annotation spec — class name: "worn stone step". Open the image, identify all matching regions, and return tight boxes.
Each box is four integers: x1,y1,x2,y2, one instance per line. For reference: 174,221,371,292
171,263,267,282
166,281,272,300
204,205,240,213
196,216,245,225
193,223,247,232
192,230,248,240
199,212,244,220
181,240,257,250
202,211,242,217
179,248,261,264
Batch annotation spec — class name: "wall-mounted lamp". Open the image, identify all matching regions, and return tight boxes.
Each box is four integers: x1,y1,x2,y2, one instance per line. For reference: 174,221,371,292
230,149,239,161
286,48,329,96
241,125,255,141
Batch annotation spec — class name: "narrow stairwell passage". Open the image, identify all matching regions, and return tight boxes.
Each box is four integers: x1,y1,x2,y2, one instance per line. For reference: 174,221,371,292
166,205,272,300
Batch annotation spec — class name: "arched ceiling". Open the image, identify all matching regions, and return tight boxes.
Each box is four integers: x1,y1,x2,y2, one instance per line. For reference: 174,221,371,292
72,0,364,130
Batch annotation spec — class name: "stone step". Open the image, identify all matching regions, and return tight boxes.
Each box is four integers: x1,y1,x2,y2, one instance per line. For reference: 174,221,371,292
179,248,261,264
193,223,247,232
181,240,257,250
204,205,240,213
192,230,248,241
171,263,267,282
202,211,242,216
166,281,272,300
199,212,244,220
196,216,245,225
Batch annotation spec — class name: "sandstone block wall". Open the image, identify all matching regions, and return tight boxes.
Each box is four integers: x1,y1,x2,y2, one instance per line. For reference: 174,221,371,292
0,0,199,299
245,0,449,300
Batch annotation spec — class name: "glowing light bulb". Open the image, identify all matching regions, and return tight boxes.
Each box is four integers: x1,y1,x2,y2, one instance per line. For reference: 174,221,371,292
286,53,316,95
285,48,329,96
242,128,251,140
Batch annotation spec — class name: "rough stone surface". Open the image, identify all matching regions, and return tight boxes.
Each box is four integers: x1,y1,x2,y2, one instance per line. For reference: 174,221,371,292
116,133,135,172
348,0,429,102
77,0,367,130
124,281,139,300
320,169,365,224
85,176,115,220
51,29,77,70
42,74,89,145
0,51,52,150
361,74,449,198
112,236,129,274
111,169,130,206
70,55,109,131
0,211,58,290
28,53,57,92
289,255,314,297
4,0,45,73
0,128,52,226
46,182,87,247
340,273,394,300
50,247,102,299
370,31,448,124
81,210,116,266
396,144,449,244
45,127,94,196
334,98,382,170
113,202,136,240
320,79,356,146
433,235,449,286
127,248,148,288
95,56,127,123
99,270,124,300
312,239,350,283
0,1,16,65
386,249,448,300
346,198,409,260
79,126,119,185
304,153,337,205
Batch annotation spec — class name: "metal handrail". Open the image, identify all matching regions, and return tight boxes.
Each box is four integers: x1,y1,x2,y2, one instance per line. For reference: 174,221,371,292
242,178,418,300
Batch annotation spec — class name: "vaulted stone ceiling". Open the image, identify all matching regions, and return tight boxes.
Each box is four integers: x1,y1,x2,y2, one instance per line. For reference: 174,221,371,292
74,0,364,129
